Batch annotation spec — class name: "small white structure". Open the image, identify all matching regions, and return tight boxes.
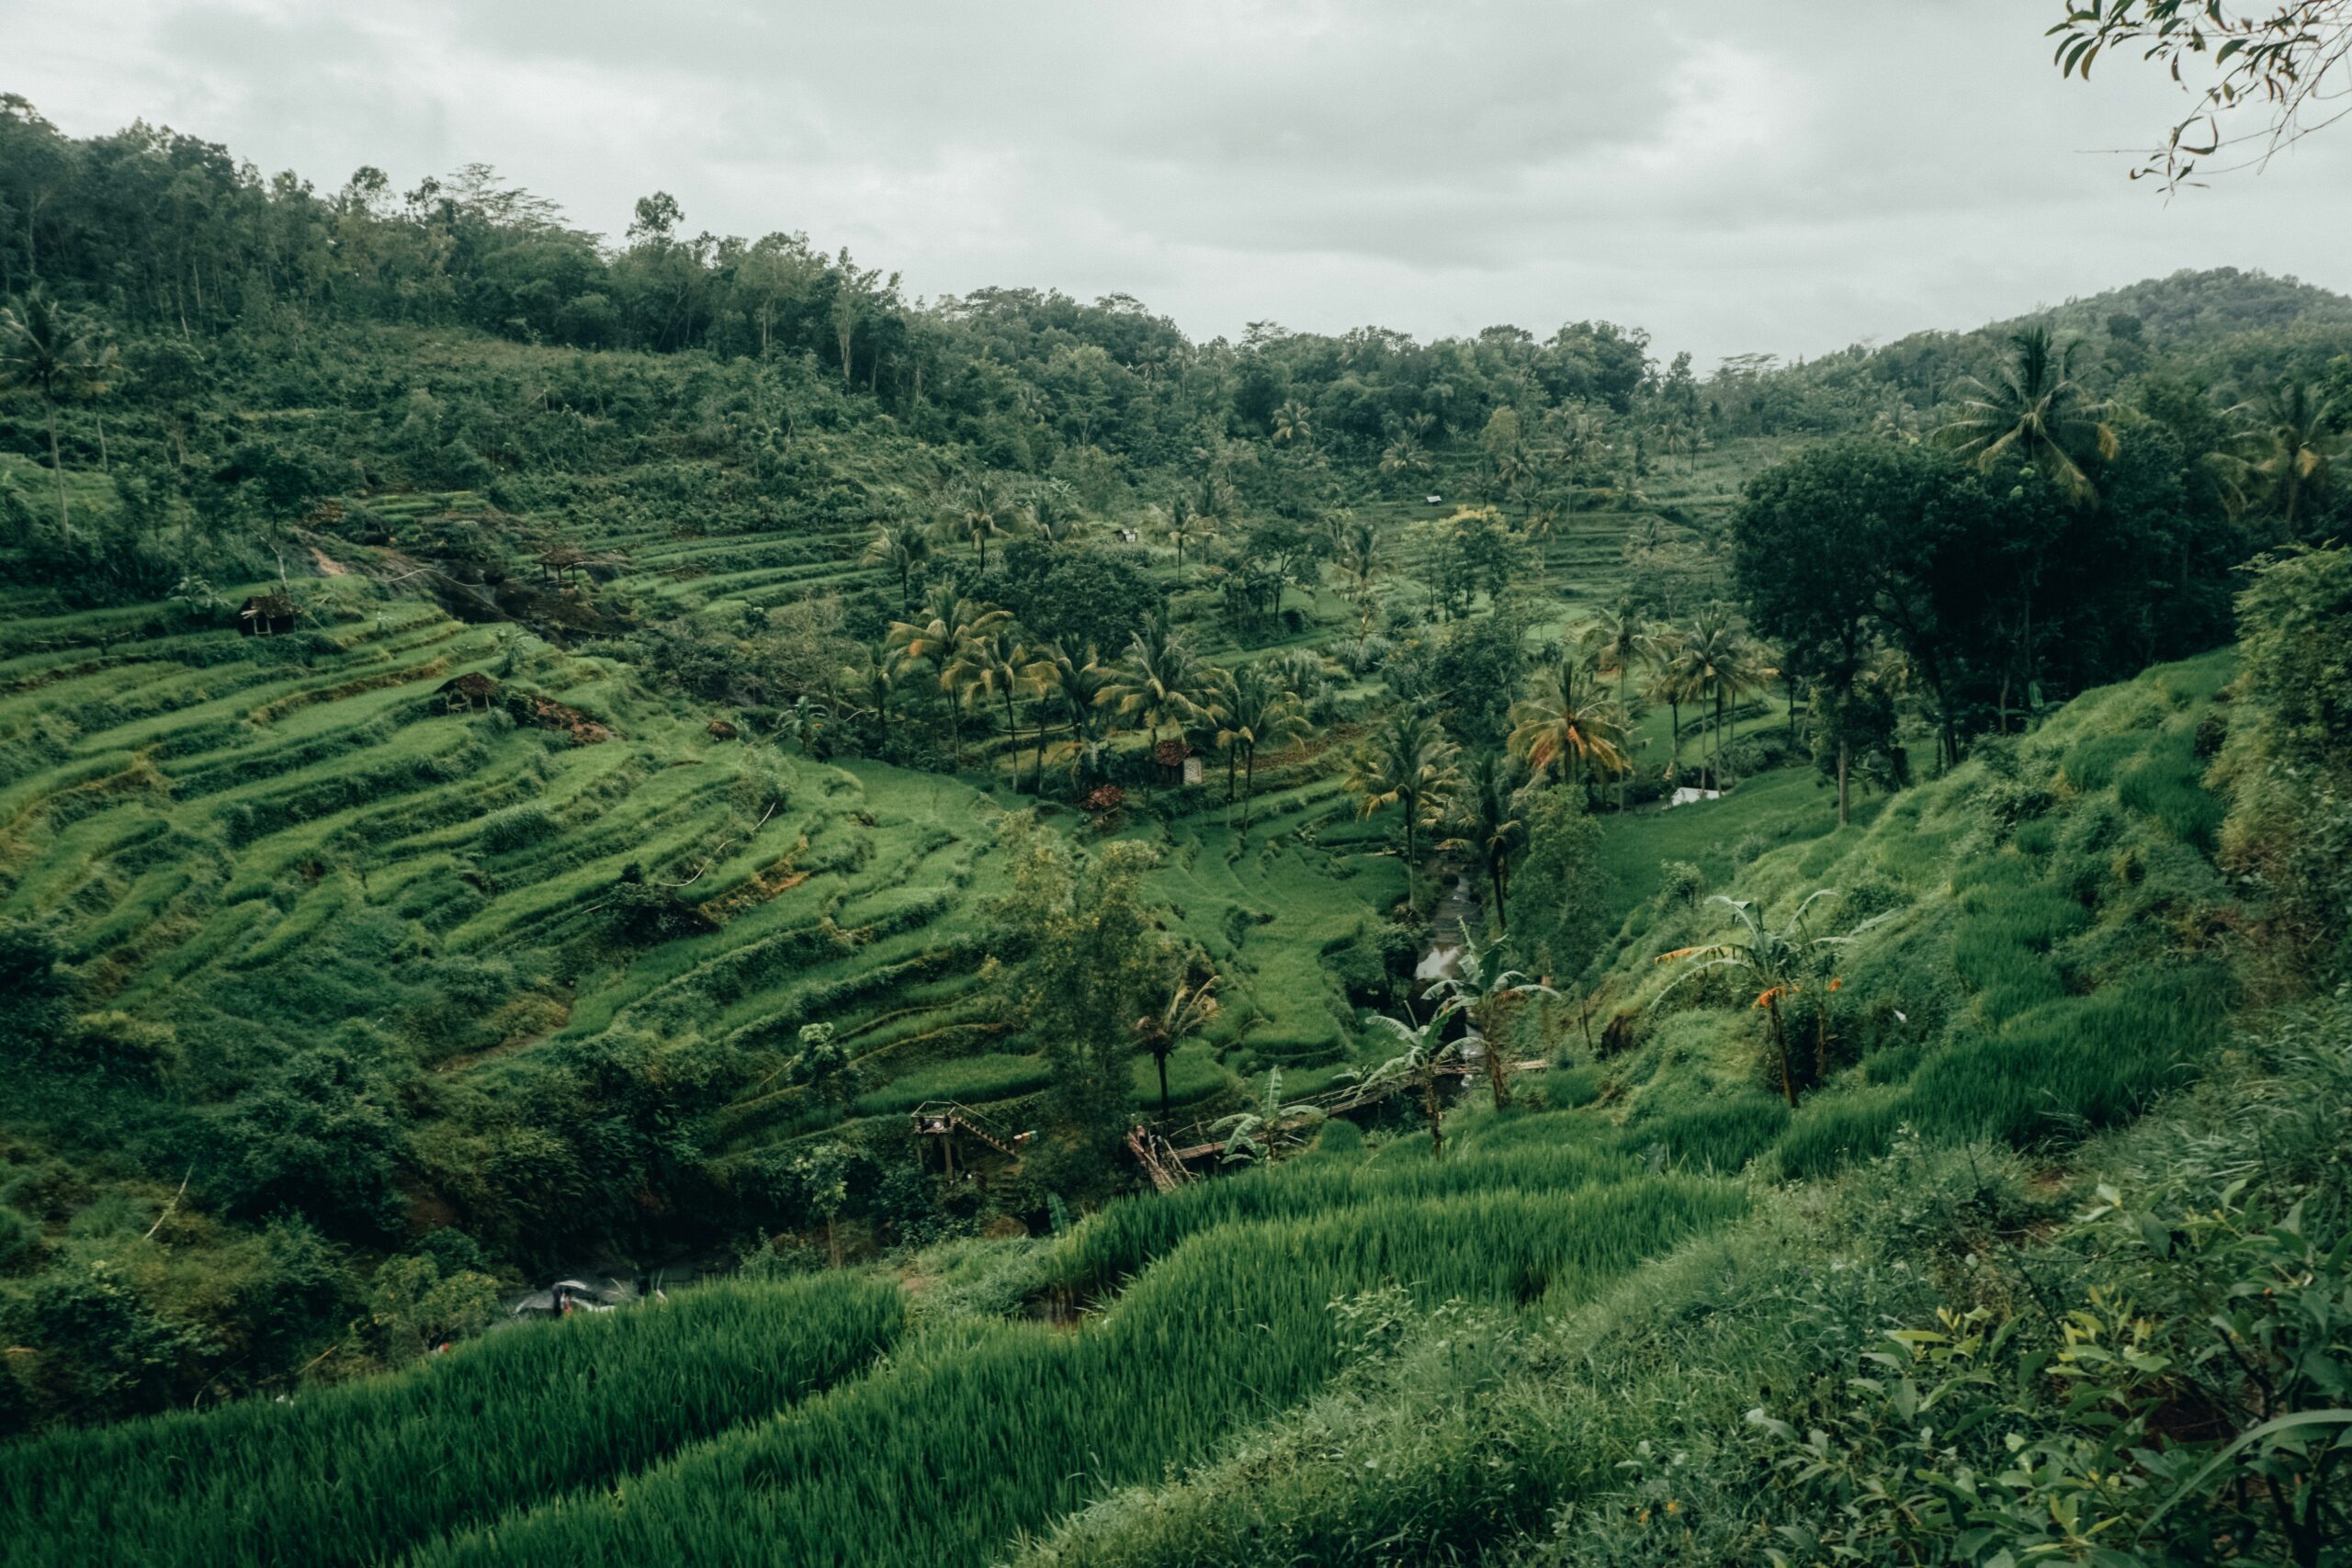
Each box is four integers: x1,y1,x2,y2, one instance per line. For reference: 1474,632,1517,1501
1118,527,1140,544
1424,493,1443,505
1182,755,1204,786
1665,786,1724,809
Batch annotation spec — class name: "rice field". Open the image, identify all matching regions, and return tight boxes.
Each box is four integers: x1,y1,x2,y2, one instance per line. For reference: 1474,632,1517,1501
0,1274,906,1568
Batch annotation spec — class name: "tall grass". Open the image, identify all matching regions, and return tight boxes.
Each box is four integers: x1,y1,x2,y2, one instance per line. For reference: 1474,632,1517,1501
0,1275,904,1568
1042,1137,1641,1300
1617,1096,1790,1173
417,1178,1743,1568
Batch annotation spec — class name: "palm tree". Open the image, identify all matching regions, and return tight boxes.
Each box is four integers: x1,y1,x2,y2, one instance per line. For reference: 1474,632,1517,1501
1207,1067,1323,1164
1642,623,1692,773
1420,932,1556,1110
1662,604,1764,788
1028,639,1113,786
1937,324,2119,508
1442,753,1528,932
1328,513,1383,618
1206,661,1310,834
1098,617,1204,792
1272,399,1315,448
1135,974,1219,1115
862,518,933,609
888,597,1011,766
942,625,1046,790
2225,377,2342,538
1356,1004,1462,1158
946,472,1014,571
1346,708,1462,865
0,288,117,542
1506,655,1630,801
1023,478,1086,544
1379,431,1431,481
1653,891,1892,1109
1166,473,1230,573
836,640,899,729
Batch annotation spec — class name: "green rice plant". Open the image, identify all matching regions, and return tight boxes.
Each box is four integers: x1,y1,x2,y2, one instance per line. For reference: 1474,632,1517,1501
1772,1088,1908,1179
851,1053,1054,1116
0,1274,904,1568
1041,1137,1640,1300
2058,729,2143,792
415,1178,1741,1568
1907,964,2230,1146
1616,1095,1790,1173
2116,728,2223,850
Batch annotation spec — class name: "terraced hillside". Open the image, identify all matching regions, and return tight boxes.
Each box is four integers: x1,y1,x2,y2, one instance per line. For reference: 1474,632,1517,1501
0,553,1425,1216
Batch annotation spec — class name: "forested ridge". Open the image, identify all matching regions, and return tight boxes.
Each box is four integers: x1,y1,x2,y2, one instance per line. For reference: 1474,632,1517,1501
5,91,2352,1566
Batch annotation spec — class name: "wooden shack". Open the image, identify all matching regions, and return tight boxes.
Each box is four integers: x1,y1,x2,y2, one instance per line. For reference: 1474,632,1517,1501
438,672,500,713
236,592,298,637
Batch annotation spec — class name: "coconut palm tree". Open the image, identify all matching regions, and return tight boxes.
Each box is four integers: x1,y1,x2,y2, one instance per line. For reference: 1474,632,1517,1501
1205,660,1310,834
888,598,1011,766
1098,617,1204,792
1028,639,1114,786
1272,399,1315,448
835,640,899,730
1135,974,1220,1115
1328,513,1384,617
1662,604,1765,788
862,518,933,609
1937,324,2119,508
1420,932,1556,1110
1642,622,1692,772
945,471,1015,571
2225,377,2342,538
1165,473,1230,573
1346,708,1462,865
1653,890,1893,1109
1442,752,1529,933
1023,478,1087,545
943,624,1047,790
1506,655,1629,802
0,288,117,542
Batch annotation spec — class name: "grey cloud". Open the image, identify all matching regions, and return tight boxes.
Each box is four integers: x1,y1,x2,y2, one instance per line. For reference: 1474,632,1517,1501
11,0,2352,367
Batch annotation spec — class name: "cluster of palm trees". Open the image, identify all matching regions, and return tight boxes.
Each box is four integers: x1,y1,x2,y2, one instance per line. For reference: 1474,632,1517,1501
1343,605,1775,909
861,472,1099,608
848,602,1317,823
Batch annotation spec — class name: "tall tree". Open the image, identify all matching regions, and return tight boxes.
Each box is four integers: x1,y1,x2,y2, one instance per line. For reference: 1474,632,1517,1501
1347,707,1462,864
1133,974,1219,1115
1205,660,1309,834
1442,751,1529,931
2227,377,2342,539
1098,616,1204,790
1938,324,2119,508
0,288,115,541
1506,654,1630,800
862,518,933,610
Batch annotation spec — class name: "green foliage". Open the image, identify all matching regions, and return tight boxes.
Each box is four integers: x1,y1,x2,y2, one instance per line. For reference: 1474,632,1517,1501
1620,1097,1790,1173
0,1274,905,1568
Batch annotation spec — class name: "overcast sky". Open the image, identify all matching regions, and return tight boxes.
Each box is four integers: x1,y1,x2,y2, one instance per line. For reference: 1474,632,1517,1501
11,0,2350,368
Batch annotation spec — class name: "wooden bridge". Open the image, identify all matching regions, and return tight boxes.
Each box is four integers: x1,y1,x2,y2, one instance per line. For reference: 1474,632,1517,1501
911,1101,1032,1178
1128,1056,1550,1188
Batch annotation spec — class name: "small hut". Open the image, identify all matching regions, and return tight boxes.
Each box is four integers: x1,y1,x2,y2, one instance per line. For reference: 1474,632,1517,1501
707,718,740,741
237,592,299,637
438,672,501,713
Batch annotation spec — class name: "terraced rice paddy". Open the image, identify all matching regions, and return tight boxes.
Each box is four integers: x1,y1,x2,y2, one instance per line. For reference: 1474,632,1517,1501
0,1097,1741,1568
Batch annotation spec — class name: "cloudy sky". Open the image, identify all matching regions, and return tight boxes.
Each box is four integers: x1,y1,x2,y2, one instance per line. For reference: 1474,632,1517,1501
11,0,2350,367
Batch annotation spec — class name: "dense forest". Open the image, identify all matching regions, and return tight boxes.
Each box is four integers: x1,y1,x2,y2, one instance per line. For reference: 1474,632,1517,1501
4,86,2352,1566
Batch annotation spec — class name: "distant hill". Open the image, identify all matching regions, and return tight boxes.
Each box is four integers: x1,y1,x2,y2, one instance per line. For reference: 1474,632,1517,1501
2013,265,2352,344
